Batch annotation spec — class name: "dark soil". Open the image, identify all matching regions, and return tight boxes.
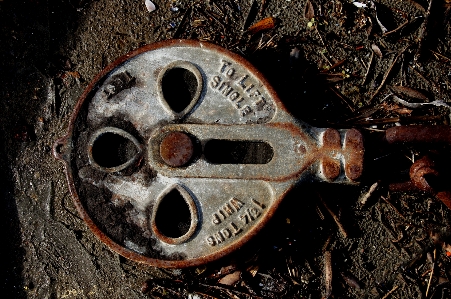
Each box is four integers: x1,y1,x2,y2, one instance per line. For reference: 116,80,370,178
1,0,451,298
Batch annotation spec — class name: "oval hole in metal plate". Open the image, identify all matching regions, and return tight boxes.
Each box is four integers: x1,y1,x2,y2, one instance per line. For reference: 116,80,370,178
204,140,274,164
92,133,138,167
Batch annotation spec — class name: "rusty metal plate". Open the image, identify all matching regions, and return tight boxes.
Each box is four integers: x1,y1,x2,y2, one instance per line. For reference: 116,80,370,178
54,40,364,268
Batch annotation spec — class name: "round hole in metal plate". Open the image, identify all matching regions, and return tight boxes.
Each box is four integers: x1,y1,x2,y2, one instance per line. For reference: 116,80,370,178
161,67,199,113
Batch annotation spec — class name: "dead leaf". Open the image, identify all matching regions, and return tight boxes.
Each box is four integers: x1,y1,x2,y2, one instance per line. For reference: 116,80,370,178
371,44,383,58
248,17,277,34
304,0,315,20
390,85,429,102
341,272,362,290
218,270,241,286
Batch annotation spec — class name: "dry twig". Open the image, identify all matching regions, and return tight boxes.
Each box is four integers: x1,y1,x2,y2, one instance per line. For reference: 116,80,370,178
415,0,435,61
259,0,268,15
328,86,355,112
319,194,349,238
430,50,451,63
362,51,374,85
381,285,399,299
324,251,333,298
383,19,409,36
425,248,436,297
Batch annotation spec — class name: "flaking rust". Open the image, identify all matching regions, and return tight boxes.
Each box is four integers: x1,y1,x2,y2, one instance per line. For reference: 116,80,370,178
54,40,364,268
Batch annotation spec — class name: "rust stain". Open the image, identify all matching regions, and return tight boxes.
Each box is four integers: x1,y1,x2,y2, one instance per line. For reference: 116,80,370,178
159,132,194,167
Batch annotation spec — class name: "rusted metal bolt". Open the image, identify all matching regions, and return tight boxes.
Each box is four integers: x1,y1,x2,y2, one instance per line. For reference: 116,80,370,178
159,132,194,167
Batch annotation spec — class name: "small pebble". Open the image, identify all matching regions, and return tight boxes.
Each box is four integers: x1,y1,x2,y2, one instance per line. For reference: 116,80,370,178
145,0,156,12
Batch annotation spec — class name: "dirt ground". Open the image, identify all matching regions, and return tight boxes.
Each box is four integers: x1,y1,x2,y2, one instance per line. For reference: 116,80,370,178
1,0,451,298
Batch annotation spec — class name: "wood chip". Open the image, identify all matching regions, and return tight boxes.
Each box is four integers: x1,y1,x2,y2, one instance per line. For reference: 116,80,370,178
359,181,379,205
248,17,277,35
218,270,241,286
371,44,383,58
304,0,315,20
341,272,362,290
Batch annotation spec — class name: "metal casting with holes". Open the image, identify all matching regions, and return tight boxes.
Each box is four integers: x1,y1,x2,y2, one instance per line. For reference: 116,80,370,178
54,40,364,268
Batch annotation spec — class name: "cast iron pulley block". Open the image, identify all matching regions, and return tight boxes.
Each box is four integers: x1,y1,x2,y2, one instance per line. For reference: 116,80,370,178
54,40,364,268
